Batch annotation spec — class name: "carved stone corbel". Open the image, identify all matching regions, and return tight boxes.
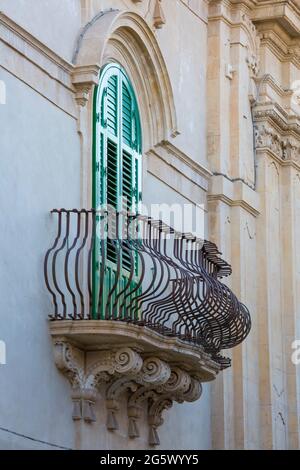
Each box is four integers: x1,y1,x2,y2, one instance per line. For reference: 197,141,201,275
146,369,202,446
158,367,191,398
71,64,100,107
71,387,98,422
148,395,173,446
106,377,139,431
53,339,94,422
126,357,171,438
53,340,143,423
85,347,143,389
127,366,202,446
51,322,218,442
128,386,158,439
53,339,84,388
136,357,171,386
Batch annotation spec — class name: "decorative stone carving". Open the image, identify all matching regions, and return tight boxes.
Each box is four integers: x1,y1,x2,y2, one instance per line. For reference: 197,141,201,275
106,377,138,431
71,65,100,107
51,322,219,443
104,357,170,431
136,357,171,386
159,367,191,398
283,140,300,161
254,124,284,159
71,388,97,422
254,123,300,163
53,340,143,422
246,49,259,78
53,339,84,389
153,0,166,29
242,12,260,79
53,339,204,442
127,367,202,446
148,395,173,446
128,386,162,440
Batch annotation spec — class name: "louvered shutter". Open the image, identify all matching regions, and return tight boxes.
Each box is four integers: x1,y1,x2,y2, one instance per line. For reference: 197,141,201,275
93,64,142,318
106,75,118,136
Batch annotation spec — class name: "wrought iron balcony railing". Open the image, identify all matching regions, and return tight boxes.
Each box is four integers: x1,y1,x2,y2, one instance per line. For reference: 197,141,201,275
44,209,251,368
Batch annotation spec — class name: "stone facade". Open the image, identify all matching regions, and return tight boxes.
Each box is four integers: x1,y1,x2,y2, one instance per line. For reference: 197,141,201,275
0,0,300,450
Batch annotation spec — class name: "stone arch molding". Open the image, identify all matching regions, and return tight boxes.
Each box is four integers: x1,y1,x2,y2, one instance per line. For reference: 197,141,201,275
72,9,178,149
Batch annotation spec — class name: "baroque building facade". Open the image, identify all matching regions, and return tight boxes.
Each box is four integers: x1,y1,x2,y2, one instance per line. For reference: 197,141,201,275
0,0,299,450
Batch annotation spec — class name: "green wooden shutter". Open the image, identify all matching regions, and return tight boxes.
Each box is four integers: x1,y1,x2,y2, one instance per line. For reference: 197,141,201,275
122,150,133,211
106,75,118,136
122,81,132,147
106,139,118,264
92,63,142,319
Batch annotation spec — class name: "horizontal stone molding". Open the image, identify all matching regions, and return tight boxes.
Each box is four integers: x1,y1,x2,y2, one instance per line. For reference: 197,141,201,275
50,321,218,446
50,321,220,379
0,12,73,86
208,175,260,217
254,102,300,135
256,146,300,172
254,73,293,100
0,12,77,117
257,26,300,69
147,143,211,202
253,1,300,38
180,0,209,24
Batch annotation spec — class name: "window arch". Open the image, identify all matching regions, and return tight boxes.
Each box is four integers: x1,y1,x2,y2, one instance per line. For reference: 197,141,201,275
92,63,142,319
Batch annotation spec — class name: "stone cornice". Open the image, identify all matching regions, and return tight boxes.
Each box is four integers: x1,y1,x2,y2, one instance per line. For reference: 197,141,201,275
253,100,300,138
208,1,254,27
257,22,300,67
208,1,300,72
222,0,300,18
253,2,300,37
209,1,300,41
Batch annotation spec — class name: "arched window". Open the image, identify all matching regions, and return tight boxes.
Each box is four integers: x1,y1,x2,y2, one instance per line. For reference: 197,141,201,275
92,63,142,318
93,63,142,212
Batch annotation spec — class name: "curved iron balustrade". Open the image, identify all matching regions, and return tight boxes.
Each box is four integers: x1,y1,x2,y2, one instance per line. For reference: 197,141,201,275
44,209,251,368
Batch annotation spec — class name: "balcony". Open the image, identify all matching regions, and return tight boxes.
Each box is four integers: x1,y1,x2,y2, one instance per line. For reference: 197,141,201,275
44,209,251,445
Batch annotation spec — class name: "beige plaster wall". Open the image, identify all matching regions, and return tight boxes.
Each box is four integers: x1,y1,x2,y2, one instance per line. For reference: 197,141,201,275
207,0,300,450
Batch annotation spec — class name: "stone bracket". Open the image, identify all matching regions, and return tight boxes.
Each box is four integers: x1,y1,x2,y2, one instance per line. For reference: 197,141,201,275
52,337,206,446
71,64,100,106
